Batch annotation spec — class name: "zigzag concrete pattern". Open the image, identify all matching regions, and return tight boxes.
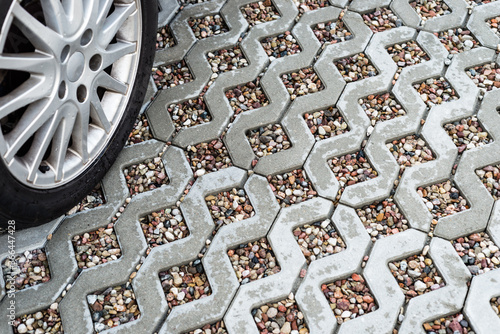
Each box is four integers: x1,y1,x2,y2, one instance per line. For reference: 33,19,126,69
3,0,500,333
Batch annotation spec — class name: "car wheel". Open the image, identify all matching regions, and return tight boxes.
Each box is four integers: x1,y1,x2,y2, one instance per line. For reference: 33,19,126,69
0,0,157,228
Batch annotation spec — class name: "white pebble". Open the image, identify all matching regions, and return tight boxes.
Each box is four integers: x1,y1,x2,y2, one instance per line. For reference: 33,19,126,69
414,280,427,292
17,324,27,333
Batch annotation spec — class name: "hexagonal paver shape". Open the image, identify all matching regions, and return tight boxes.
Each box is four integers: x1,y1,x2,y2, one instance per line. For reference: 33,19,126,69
123,156,169,196
152,60,193,90
417,180,469,220
267,169,316,207
304,106,349,141
247,123,291,158
452,232,500,276
335,53,378,83
241,0,280,26
10,304,63,334
227,237,280,284
281,67,324,100
189,14,229,40
2,248,50,292
321,273,377,325
390,253,445,302
140,206,190,255
225,78,269,115
362,7,402,33
72,224,121,269
253,294,309,333
413,77,459,107
357,197,409,242
476,164,500,200
87,284,140,332
293,218,346,264
444,115,492,154
205,188,255,229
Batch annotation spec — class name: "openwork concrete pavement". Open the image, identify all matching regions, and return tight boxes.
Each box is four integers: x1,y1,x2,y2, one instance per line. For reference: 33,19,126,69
2,0,500,333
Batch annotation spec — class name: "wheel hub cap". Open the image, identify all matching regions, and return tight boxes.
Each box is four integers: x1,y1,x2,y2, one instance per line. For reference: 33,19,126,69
67,52,85,82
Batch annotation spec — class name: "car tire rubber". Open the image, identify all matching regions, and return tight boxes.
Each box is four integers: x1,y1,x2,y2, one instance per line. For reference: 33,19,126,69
0,0,158,229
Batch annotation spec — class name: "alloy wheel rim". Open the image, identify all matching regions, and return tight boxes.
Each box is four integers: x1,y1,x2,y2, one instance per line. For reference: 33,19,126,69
0,0,141,189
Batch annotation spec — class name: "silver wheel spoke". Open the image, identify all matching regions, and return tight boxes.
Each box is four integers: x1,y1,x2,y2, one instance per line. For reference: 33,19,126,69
4,101,55,162
48,105,78,181
71,111,89,163
62,0,85,28
101,41,136,69
90,91,112,133
0,77,52,120
99,3,136,48
25,111,62,182
0,53,53,73
95,0,115,28
11,2,63,54
40,0,66,35
95,71,128,94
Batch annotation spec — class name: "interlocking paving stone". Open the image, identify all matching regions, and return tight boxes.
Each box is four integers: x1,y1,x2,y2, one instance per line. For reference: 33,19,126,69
5,1,500,333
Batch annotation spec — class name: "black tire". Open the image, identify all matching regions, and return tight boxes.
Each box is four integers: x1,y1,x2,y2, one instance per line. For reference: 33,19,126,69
0,0,158,229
